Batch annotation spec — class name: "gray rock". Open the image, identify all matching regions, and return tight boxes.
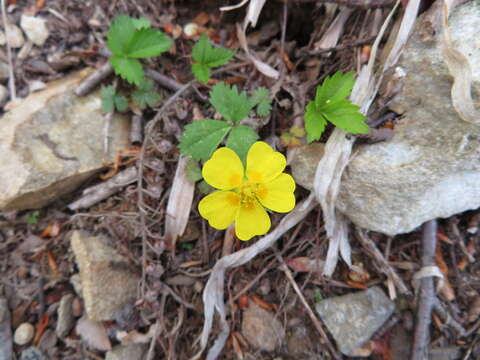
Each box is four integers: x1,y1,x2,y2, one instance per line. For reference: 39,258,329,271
70,231,139,321
338,2,480,235
241,303,285,352
5,24,24,48
0,69,130,211
315,286,395,356
429,347,461,360
56,294,75,337
0,298,13,360
20,347,46,360
286,322,313,356
290,143,325,191
105,344,147,360
20,15,49,46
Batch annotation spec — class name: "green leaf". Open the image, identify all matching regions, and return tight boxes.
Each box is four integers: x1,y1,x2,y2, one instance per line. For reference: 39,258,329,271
320,100,369,134
304,101,327,143
132,79,161,108
101,85,116,112
110,56,144,85
192,63,210,84
126,28,173,58
226,125,259,163
26,210,40,225
251,87,272,116
107,15,136,56
178,119,231,161
315,71,355,107
114,94,129,112
185,159,203,182
132,17,151,29
197,180,213,194
192,34,234,68
209,83,253,124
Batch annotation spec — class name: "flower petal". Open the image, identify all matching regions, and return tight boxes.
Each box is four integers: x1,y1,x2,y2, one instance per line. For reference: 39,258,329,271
198,191,239,229
256,173,296,213
235,200,271,241
202,147,244,190
246,141,286,184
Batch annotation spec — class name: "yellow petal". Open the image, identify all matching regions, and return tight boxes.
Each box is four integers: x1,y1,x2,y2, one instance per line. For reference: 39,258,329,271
235,199,271,241
256,173,296,213
246,142,286,184
198,191,239,229
202,147,244,190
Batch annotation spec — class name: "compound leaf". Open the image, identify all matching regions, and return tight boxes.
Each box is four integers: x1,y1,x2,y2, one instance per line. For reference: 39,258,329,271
251,87,272,116
126,28,173,58
304,101,328,143
226,125,259,163
110,56,144,85
320,100,369,134
106,15,135,56
315,71,355,107
132,79,161,108
209,83,253,124
191,63,210,84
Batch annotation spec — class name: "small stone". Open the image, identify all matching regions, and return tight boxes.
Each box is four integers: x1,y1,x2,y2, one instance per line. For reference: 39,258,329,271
56,294,75,337
20,15,49,46
241,303,285,352
5,24,25,48
286,322,313,356
0,84,8,106
71,231,140,321
316,286,395,356
290,143,325,190
14,322,35,345
20,347,46,360
105,343,148,360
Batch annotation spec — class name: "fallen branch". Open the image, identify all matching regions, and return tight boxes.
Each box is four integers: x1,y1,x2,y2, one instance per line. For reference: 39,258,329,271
411,220,438,360
68,166,138,210
75,62,113,96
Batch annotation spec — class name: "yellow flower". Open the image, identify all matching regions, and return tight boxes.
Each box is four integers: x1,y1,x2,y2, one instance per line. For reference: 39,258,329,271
198,141,296,241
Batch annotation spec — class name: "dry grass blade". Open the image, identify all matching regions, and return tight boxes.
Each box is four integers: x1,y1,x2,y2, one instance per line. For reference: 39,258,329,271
441,0,480,124
193,194,317,360
313,8,353,54
164,156,195,249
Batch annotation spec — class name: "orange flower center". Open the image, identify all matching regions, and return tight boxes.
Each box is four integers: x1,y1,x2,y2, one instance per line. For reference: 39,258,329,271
237,180,268,210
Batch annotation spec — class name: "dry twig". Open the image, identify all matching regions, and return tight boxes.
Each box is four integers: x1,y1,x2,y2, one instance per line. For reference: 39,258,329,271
411,220,438,360
75,62,113,96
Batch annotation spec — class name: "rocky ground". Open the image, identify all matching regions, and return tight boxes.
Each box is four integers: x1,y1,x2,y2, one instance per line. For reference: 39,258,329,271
1,0,480,359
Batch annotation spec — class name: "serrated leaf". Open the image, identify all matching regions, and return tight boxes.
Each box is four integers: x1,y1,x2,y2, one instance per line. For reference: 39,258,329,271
110,56,144,85
107,15,136,56
185,159,203,182
320,100,369,134
304,101,328,143
132,79,161,108
126,28,172,58
315,71,355,107
226,125,259,163
132,17,151,29
192,34,234,68
101,85,116,113
114,94,129,112
192,63,210,84
251,87,272,116
178,119,231,161
209,83,253,124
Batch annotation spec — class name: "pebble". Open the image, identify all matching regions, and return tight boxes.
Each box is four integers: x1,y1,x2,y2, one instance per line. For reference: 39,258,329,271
56,294,75,337
20,15,49,46
20,346,46,360
290,142,325,191
5,24,25,48
14,322,35,345
241,303,285,352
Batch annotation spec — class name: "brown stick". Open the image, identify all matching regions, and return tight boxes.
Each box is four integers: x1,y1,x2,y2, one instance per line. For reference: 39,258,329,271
411,220,438,360
75,62,113,96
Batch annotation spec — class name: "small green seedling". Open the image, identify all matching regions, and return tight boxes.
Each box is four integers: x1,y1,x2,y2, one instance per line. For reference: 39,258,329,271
304,71,369,143
26,210,40,225
250,87,272,117
179,82,260,163
101,85,128,112
191,34,235,84
132,79,161,109
107,15,173,85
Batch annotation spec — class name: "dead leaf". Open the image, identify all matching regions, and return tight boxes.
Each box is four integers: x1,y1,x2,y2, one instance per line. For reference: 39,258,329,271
33,313,49,346
286,257,324,273
238,294,249,310
251,295,276,312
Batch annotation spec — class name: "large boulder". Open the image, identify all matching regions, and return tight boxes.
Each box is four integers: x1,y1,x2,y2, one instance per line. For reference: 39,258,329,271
338,2,480,235
0,69,130,211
